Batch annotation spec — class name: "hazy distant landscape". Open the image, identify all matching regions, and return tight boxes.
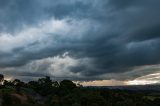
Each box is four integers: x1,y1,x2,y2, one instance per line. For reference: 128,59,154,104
86,85,160,91
0,74,160,106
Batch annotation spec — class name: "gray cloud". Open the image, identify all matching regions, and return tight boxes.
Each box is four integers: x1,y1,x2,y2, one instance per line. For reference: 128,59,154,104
0,0,160,83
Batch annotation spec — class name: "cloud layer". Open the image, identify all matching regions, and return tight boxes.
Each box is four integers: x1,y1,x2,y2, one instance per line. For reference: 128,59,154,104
0,0,160,84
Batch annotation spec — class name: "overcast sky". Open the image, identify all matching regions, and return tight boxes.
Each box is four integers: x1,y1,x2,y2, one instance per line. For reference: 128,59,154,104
0,0,160,85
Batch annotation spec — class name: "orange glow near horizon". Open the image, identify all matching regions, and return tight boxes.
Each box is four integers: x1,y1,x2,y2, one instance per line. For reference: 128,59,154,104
4,77,13,81
79,80,125,86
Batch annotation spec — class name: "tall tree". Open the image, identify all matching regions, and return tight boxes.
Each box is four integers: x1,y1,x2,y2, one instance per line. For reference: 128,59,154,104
0,74,4,85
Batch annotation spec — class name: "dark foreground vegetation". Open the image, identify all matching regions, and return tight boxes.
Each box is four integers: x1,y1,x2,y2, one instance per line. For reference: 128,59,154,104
0,74,160,106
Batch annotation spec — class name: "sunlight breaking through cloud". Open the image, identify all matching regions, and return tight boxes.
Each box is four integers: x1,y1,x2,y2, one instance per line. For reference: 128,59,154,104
126,72,160,85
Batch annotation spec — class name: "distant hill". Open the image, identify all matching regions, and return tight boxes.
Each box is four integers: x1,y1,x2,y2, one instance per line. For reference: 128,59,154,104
85,84,160,91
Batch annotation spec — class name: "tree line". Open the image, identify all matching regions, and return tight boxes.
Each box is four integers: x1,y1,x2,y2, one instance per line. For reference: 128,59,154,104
0,74,160,106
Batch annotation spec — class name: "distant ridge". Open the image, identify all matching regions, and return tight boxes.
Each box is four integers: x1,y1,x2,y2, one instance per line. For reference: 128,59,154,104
85,84,160,91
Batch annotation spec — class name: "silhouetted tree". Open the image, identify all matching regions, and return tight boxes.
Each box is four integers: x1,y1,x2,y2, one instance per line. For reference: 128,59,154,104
52,81,60,87
60,80,76,90
0,74,4,85
35,76,55,96
12,79,23,93
3,80,14,86
77,83,83,87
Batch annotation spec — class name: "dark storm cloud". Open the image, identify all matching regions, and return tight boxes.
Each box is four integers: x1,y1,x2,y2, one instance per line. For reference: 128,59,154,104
0,0,92,33
0,0,41,32
67,0,160,77
0,0,160,81
127,24,160,42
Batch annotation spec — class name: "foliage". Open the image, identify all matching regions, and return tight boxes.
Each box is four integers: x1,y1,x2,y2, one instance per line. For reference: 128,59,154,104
0,74,159,106
0,74,4,84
